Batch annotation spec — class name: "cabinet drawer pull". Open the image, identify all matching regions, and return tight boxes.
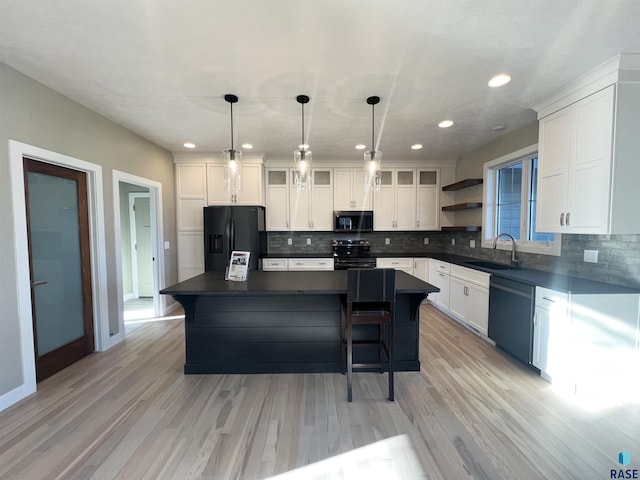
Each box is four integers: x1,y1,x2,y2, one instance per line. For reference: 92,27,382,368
541,296,556,303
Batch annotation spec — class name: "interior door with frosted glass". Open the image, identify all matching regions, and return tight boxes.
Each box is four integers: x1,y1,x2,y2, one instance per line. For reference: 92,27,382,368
24,158,95,382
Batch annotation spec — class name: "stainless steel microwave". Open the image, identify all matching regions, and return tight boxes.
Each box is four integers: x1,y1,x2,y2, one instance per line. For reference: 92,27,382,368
334,211,373,232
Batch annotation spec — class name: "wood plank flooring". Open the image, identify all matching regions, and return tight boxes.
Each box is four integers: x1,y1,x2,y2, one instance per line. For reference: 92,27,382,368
1,304,638,479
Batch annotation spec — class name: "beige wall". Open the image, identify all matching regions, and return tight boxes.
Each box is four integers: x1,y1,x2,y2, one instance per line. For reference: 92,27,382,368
0,63,177,397
451,122,539,228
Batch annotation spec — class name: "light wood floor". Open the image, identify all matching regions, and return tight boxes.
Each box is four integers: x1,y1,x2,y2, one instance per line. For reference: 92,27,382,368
1,304,638,479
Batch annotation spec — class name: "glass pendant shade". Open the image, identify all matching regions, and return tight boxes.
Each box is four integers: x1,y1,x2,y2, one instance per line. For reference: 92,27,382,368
363,149,382,192
363,96,382,192
224,148,242,192
294,94,312,191
293,147,312,191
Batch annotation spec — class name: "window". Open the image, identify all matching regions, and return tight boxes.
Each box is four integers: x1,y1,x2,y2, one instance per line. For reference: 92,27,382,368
482,145,561,255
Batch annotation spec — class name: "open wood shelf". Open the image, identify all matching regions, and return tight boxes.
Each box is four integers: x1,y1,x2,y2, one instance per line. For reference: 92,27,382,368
441,202,483,212
441,226,482,232
442,178,483,191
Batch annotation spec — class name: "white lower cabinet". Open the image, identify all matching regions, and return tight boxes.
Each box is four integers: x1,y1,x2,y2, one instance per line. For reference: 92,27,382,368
376,257,414,276
428,260,450,311
262,258,289,271
288,258,334,271
428,260,489,337
413,258,429,282
448,265,490,335
263,257,333,271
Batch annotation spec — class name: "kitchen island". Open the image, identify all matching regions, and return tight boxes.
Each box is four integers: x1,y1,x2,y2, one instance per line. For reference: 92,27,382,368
161,270,437,374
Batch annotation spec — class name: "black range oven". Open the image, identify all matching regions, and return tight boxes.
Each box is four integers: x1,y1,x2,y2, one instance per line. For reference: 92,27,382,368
332,239,377,270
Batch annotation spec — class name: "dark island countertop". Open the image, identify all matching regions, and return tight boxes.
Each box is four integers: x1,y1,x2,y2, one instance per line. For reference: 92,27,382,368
161,269,438,297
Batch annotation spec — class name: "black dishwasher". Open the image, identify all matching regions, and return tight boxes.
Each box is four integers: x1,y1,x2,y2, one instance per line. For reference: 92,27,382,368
488,276,535,365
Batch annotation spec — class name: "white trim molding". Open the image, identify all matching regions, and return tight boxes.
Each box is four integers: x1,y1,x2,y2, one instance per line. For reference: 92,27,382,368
7,140,110,411
481,143,562,257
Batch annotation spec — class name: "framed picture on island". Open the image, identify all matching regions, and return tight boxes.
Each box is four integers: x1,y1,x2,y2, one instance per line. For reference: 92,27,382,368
227,251,250,281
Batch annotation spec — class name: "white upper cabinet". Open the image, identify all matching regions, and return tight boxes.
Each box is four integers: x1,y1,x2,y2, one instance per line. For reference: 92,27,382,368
206,162,264,206
537,86,614,233
265,169,290,231
534,54,640,234
416,169,440,230
374,169,416,230
290,169,334,231
333,168,372,211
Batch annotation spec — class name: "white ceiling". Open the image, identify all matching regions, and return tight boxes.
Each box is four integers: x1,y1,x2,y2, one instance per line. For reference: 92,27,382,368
2,1,640,162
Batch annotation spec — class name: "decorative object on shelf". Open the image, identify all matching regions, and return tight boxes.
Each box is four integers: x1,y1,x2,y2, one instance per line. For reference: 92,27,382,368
294,95,312,191
223,94,242,192
364,96,382,193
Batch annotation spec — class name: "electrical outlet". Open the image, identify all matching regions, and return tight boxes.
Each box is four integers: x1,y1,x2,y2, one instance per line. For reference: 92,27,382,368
306,238,311,246
287,238,292,246
385,238,390,245
451,238,456,246
584,249,598,263
470,240,476,248
423,237,429,245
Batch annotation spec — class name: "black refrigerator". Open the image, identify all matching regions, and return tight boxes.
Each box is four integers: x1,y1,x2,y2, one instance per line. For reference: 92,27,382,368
204,206,266,272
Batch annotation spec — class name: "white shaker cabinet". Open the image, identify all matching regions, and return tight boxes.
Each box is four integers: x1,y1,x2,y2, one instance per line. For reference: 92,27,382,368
265,169,290,231
376,257,414,276
428,260,450,311
374,169,416,231
535,54,640,234
289,169,333,231
416,169,440,230
413,258,429,282
206,162,264,206
448,265,490,335
333,168,372,211
537,86,614,233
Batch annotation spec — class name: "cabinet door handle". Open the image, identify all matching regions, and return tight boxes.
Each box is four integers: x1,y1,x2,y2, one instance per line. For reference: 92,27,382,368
533,312,538,327
416,220,419,227
560,212,565,226
566,212,570,226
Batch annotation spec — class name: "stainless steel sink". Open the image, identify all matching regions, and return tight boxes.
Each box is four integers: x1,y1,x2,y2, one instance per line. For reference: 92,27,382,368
464,260,513,270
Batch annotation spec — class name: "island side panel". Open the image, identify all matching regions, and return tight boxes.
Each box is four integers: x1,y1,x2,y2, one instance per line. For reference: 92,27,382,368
178,292,422,374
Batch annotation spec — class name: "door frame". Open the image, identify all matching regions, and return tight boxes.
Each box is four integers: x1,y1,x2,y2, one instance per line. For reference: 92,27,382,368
112,170,165,337
128,192,152,299
7,140,109,406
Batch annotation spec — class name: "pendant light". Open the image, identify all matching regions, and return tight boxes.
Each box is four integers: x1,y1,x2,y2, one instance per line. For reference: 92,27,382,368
364,96,382,192
223,94,242,192
294,95,312,191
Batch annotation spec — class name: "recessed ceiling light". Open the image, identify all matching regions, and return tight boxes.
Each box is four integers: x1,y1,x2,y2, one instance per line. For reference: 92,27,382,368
183,142,196,149
241,143,253,149
438,120,454,128
488,74,511,88
492,125,506,131
355,144,366,150
298,144,309,149
411,144,423,150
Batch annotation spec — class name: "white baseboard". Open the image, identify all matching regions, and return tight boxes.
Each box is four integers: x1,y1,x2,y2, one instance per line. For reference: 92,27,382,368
162,301,181,316
0,382,36,413
124,293,135,301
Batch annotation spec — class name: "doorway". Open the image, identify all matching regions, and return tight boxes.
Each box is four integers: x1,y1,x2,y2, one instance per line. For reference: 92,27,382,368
115,176,163,333
23,158,95,382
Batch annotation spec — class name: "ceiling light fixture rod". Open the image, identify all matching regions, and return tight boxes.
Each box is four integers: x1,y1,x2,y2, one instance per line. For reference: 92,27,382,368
297,94,310,147
225,94,238,151
367,95,380,150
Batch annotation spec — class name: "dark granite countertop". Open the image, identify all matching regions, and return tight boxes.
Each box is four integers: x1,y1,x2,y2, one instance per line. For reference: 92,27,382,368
161,270,438,296
262,251,639,295
420,252,640,295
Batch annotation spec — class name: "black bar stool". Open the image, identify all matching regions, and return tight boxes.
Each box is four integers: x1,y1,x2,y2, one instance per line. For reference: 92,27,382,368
341,268,396,402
